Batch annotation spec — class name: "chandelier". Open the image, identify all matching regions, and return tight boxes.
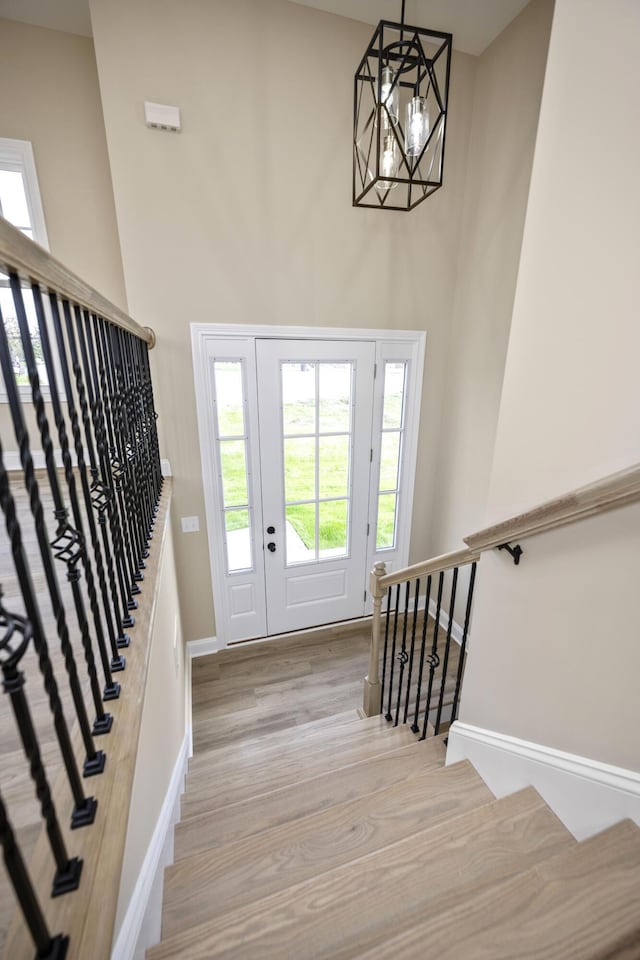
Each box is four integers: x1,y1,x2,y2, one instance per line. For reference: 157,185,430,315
353,1,452,211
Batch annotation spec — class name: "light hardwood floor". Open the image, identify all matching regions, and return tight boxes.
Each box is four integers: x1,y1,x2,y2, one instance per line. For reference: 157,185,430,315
150,624,640,959
191,626,372,753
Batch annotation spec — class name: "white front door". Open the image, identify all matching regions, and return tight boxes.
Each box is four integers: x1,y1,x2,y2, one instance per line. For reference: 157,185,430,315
192,324,425,645
256,339,375,635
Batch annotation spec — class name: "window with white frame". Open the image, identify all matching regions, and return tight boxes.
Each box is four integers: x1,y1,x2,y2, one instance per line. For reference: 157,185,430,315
0,138,50,398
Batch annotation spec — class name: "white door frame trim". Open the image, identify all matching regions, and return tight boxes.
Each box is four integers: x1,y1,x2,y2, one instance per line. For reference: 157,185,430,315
191,323,426,645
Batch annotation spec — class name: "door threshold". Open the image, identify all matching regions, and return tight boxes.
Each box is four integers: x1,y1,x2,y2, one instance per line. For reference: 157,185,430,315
226,615,373,652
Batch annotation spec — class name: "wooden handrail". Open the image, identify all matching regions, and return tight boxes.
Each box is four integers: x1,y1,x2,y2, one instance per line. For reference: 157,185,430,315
465,462,640,553
362,462,640,718
375,462,640,594
377,547,480,592
0,217,155,347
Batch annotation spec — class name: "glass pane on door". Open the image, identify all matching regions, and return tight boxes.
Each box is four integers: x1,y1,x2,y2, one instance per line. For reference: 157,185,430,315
280,360,353,565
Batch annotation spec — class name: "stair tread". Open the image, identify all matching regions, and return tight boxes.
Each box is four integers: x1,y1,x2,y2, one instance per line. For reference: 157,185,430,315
352,819,640,960
189,708,361,772
175,736,446,860
148,787,573,960
193,700,363,753
163,759,492,939
182,721,418,817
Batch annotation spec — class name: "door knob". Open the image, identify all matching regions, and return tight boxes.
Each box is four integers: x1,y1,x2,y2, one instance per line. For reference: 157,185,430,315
267,542,276,553
267,526,275,534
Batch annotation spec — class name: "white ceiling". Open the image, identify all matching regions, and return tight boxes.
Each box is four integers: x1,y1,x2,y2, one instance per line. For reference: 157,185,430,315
291,0,531,55
0,0,92,37
0,0,531,55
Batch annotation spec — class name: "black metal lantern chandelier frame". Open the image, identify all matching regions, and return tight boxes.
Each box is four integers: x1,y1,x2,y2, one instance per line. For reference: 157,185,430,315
353,1,452,211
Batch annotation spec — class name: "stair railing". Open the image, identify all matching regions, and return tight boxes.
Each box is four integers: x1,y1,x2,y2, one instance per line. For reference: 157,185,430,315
365,463,640,733
0,216,163,960
365,548,479,737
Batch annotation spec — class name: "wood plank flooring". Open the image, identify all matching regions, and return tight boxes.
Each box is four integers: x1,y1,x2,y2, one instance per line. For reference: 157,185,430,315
191,629,372,753
151,622,640,960
152,788,574,960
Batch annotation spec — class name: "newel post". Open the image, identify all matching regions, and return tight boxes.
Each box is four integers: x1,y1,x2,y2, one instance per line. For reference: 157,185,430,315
363,561,386,717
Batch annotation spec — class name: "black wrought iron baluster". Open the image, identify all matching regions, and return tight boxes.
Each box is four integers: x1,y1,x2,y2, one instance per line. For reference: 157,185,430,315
450,562,477,724
84,317,144,588
0,436,97,824
411,574,431,733
131,331,156,535
393,580,411,726
113,325,146,575
403,576,420,724
136,333,161,506
49,294,128,660
16,282,107,765
121,329,152,547
94,318,146,602
85,316,132,647
379,586,392,713
67,314,129,678
74,307,139,626
44,301,129,660
106,325,142,580
0,593,83,894
138,333,162,505
0,789,69,958
434,566,458,735
420,571,445,740
385,584,401,722
105,324,144,587
6,289,119,707
60,298,133,640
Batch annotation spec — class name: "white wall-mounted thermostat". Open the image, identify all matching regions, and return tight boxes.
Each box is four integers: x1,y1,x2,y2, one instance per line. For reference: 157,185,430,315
144,101,181,132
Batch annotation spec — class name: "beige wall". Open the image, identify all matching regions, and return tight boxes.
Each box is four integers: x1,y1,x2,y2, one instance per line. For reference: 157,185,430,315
0,17,127,308
459,0,640,771
430,0,554,553
0,18,127,446
115,511,186,936
89,0,477,643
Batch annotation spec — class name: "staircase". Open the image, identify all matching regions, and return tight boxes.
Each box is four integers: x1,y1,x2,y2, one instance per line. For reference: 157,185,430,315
148,711,640,960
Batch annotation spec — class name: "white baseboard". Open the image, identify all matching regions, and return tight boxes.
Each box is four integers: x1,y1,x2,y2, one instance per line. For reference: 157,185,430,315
186,635,223,658
5,449,80,471
381,593,464,647
447,721,640,841
183,637,222,758
110,731,189,960
428,598,465,646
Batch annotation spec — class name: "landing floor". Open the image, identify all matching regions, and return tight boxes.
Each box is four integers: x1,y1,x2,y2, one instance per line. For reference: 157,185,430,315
191,627,372,753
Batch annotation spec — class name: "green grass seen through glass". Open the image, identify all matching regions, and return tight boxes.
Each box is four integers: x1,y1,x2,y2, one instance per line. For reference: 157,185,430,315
218,393,403,549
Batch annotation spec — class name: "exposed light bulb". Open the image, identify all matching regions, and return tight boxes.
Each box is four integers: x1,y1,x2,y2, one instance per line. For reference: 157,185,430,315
380,65,399,130
405,97,430,157
377,134,399,191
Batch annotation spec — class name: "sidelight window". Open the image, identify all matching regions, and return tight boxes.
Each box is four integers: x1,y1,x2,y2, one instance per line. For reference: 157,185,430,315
212,359,253,573
376,361,407,550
